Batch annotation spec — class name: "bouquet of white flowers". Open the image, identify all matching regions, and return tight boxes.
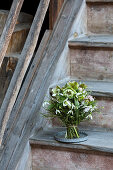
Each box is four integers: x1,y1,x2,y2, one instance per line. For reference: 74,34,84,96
43,81,98,139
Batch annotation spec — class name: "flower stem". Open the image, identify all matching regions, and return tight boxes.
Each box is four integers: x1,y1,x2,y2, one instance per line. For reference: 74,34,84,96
65,126,80,139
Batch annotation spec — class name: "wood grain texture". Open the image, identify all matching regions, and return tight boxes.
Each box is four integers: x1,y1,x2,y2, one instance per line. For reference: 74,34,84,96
0,0,50,146
0,1,83,169
6,23,31,54
0,10,33,33
3,30,51,145
49,0,64,29
0,0,24,67
0,57,18,108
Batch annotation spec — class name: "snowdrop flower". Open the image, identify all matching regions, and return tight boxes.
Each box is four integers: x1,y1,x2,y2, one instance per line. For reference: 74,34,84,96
67,110,73,115
84,106,92,112
63,89,75,98
83,90,86,94
90,105,97,112
59,93,63,96
81,101,85,105
76,93,82,97
52,87,60,97
86,114,93,120
63,99,71,108
72,103,75,109
43,101,49,107
56,109,60,115
85,95,94,101
79,87,83,92
52,93,56,97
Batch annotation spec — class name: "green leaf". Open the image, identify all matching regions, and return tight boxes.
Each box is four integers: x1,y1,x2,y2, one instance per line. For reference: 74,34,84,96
67,81,79,90
79,83,87,89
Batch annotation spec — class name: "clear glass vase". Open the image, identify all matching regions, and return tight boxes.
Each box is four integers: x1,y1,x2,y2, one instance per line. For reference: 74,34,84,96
65,125,79,139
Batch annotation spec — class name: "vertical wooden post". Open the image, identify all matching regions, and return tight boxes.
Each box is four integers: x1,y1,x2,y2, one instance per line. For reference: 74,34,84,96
49,0,64,29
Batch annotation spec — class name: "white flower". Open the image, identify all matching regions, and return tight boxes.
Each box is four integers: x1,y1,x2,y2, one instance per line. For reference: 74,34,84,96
59,93,63,96
72,103,75,109
76,93,82,97
52,93,56,97
63,99,71,108
63,89,74,98
84,106,92,112
90,106,97,112
56,109,60,115
52,87,60,96
79,87,83,92
67,110,73,115
86,114,93,120
85,95,94,101
81,101,85,105
43,101,49,107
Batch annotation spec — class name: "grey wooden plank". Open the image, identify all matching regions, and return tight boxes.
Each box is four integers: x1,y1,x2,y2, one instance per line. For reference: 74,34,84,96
30,127,113,155
0,0,24,67
0,0,83,169
50,78,113,97
0,0,50,146
3,30,51,145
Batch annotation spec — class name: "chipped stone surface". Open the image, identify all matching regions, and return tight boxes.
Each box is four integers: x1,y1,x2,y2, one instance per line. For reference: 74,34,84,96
31,145,113,170
87,4,113,34
81,97,113,129
70,48,113,81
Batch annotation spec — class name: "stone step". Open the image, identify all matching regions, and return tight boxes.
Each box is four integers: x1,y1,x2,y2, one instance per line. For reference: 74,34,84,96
30,127,113,170
86,1,113,34
68,34,113,48
86,0,113,2
68,34,113,82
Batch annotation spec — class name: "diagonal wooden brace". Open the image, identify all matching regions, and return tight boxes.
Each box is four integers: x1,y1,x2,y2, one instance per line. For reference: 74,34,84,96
0,0,50,146
0,0,24,67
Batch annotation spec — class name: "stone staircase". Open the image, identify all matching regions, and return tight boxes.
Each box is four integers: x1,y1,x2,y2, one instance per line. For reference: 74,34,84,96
29,0,113,170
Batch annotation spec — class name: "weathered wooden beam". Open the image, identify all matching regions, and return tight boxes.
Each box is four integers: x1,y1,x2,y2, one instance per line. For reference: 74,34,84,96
0,0,24,67
3,30,51,145
0,0,50,145
49,0,64,29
